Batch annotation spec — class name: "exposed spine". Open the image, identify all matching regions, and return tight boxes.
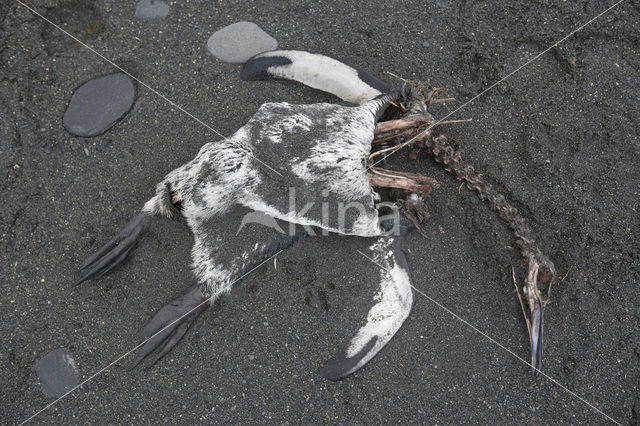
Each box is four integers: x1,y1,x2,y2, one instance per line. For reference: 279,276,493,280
422,133,555,294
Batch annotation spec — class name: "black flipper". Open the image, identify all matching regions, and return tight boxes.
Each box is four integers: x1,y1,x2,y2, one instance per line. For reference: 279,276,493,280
128,284,209,370
76,213,150,285
318,218,415,381
242,50,393,105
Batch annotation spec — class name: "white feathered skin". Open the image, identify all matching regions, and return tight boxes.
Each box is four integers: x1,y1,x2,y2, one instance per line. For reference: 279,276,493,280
141,93,397,296
241,50,394,105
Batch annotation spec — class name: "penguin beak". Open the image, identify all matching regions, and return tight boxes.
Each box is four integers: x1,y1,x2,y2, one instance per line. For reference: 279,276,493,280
515,253,555,372
530,299,544,370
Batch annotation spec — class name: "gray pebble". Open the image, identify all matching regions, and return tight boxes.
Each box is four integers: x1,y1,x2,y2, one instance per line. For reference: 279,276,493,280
135,0,170,20
35,348,79,398
207,21,277,64
63,73,136,137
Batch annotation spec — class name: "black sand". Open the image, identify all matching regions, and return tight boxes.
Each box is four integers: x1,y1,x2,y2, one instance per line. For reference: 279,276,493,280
1,0,638,423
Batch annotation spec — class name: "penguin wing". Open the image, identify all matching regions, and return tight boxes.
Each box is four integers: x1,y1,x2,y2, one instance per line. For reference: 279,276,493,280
241,50,393,105
318,228,415,381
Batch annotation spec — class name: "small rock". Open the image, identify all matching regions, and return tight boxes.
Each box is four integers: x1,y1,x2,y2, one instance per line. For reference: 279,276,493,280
207,21,277,64
35,348,79,398
135,0,170,20
63,73,136,137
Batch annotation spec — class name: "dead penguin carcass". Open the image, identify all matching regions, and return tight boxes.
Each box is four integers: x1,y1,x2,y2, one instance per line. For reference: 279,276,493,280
78,50,555,379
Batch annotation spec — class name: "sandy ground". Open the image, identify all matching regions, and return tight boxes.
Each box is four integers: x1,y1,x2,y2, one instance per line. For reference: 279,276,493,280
1,0,638,424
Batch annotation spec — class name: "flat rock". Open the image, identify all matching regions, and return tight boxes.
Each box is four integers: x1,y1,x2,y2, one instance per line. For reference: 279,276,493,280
207,21,277,64
135,0,170,20
35,348,79,398
63,73,136,137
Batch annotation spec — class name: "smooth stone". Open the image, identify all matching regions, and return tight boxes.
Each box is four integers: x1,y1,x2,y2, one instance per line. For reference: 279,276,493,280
35,348,79,398
63,73,135,137
135,0,170,20
207,21,277,64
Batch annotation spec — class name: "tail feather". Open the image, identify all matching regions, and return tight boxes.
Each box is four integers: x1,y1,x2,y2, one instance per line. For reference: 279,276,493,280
241,50,392,105
142,182,181,219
